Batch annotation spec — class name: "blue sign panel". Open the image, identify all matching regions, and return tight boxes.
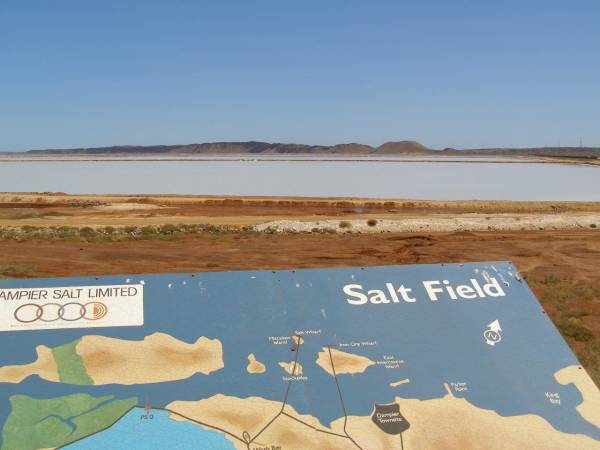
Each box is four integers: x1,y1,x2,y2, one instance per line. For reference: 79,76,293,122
0,262,598,449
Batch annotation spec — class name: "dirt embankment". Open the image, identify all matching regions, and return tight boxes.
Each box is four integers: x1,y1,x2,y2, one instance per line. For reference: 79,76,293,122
1,193,600,231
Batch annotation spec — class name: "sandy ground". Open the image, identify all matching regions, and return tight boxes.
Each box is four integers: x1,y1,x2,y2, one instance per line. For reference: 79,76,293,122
2,229,597,280
256,215,600,232
1,193,600,231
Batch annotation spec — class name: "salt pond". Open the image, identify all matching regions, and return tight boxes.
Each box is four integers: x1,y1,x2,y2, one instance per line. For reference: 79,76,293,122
1,159,598,200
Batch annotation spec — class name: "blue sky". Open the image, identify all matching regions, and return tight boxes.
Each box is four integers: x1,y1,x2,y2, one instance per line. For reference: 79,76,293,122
1,1,599,151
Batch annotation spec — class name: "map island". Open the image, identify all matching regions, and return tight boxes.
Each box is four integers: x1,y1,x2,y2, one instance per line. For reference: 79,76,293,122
0,262,598,449
0,332,223,385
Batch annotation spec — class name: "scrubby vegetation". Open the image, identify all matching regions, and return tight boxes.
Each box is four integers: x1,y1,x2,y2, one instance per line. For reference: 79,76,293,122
0,224,251,242
0,264,38,279
528,274,600,384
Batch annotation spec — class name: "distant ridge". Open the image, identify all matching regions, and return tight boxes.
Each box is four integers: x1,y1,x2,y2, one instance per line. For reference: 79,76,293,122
5,141,600,158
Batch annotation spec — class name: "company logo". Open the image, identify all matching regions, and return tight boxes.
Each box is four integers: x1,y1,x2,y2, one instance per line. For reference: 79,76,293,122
14,302,108,323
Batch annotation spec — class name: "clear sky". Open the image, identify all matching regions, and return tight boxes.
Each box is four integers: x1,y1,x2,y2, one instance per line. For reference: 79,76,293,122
1,1,599,151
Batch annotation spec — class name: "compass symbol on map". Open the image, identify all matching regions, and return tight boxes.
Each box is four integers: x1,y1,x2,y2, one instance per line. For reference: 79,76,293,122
483,320,502,346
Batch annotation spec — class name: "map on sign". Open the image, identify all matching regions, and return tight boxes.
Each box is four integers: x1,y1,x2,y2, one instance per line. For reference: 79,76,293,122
0,262,599,450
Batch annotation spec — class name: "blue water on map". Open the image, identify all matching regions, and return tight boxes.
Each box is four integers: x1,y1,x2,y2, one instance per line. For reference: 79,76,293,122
64,408,235,449
0,262,599,447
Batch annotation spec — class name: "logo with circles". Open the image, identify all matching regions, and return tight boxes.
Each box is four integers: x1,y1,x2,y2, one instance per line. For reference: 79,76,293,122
14,302,108,323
